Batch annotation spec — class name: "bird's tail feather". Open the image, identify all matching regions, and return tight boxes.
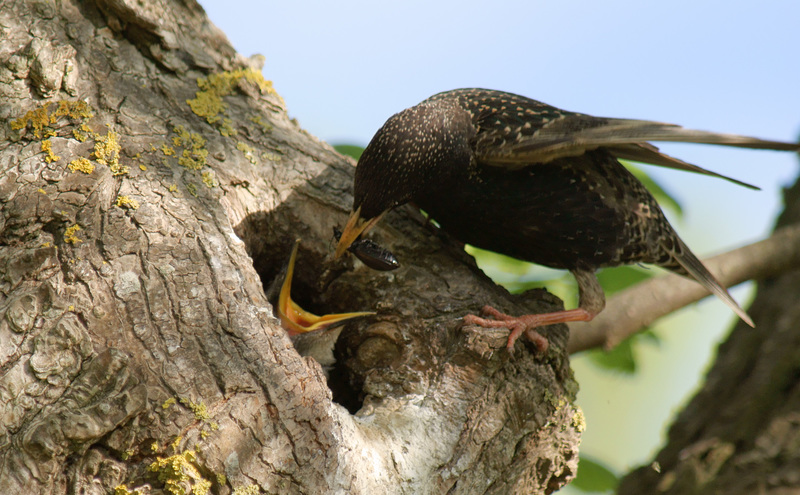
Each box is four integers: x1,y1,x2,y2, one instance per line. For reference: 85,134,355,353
670,240,754,327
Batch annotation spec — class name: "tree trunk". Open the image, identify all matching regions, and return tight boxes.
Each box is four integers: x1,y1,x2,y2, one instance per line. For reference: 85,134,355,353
0,1,580,494
618,170,800,493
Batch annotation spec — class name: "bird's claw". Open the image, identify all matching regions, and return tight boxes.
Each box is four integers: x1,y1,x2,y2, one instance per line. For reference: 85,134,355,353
464,307,549,354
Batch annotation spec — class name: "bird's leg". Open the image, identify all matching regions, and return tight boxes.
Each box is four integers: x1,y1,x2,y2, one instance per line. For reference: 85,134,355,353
463,269,605,353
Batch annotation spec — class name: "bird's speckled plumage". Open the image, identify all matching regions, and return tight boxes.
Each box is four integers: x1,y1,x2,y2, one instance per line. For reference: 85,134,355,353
338,88,800,350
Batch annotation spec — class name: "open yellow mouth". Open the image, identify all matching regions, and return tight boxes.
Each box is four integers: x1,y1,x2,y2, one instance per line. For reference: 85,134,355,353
278,239,375,335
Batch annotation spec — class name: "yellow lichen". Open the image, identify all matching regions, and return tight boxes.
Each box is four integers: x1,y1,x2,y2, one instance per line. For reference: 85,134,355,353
179,147,208,170
168,184,178,193
11,101,93,139
115,195,140,210
170,436,183,452
93,130,129,175
219,118,237,137
68,157,95,174
261,152,281,162
186,183,198,197
236,142,257,165
64,224,82,244
572,407,586,433
163,397,177,409
41,242,51,248
201,171,217,188
216,473,227,486
172,126,208,170
139,164,147,171
232,484,261,495
149,450,212,495
10,106,50,137
52,100,93,121
151,441,160,453
73,123,94,142
186,68,274,125
114,484,145,495
248,114,272,133
41,139,60,163
180,398,210,421
38,188,46,194
162,144,176,156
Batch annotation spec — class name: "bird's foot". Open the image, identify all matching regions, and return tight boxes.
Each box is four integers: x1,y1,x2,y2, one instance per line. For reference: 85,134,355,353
463,305,549,354
464,304,597,354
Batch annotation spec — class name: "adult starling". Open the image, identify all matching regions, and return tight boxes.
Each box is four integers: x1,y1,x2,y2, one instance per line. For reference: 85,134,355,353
334,88,799,352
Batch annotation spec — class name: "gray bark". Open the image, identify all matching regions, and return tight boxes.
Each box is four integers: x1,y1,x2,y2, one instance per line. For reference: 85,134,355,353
618,169,800,493
0,1,580,494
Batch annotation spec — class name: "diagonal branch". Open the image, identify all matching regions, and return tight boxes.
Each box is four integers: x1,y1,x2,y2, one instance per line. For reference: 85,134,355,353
567,223,800,353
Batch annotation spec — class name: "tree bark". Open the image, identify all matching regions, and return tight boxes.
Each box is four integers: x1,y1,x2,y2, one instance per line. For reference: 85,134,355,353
618,168,800,493
0,1,580,494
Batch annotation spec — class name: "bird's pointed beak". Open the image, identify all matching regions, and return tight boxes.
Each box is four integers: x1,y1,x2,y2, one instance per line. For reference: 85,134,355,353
278,239,374,335
334,207,384,259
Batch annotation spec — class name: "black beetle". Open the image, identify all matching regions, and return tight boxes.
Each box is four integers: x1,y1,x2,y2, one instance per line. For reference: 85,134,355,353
333,228,400,271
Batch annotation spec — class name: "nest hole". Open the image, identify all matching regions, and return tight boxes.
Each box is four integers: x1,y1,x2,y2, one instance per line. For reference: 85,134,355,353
234,212,367,413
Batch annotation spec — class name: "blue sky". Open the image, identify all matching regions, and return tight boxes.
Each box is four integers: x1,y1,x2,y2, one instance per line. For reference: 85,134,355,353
200,0,799,487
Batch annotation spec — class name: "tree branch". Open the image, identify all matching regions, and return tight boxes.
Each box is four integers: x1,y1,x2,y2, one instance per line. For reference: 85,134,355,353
568,223,800,353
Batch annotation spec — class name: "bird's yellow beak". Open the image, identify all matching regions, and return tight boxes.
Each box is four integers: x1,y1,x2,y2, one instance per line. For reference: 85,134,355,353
279,240,374,335
334,207,384,259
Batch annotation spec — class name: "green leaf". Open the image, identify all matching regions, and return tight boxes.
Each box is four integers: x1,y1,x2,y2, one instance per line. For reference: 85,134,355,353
571,456,619,492
587,339,637,374
623,162,684,218
586,329,661,374
466,245,537,277
333,144,365,160
596,265,655,296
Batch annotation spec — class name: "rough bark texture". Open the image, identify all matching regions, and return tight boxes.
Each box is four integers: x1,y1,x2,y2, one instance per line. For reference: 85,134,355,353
0,1,581,494
618,171,800,493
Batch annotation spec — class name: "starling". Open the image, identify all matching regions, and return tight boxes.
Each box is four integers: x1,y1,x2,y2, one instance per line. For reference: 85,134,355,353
334,88,799,352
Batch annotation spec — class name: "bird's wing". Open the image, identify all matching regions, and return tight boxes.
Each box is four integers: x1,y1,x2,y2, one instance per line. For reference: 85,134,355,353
475,115,798,189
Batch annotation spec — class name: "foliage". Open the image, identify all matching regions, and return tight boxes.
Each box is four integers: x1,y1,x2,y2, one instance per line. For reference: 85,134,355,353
571,456,619,493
